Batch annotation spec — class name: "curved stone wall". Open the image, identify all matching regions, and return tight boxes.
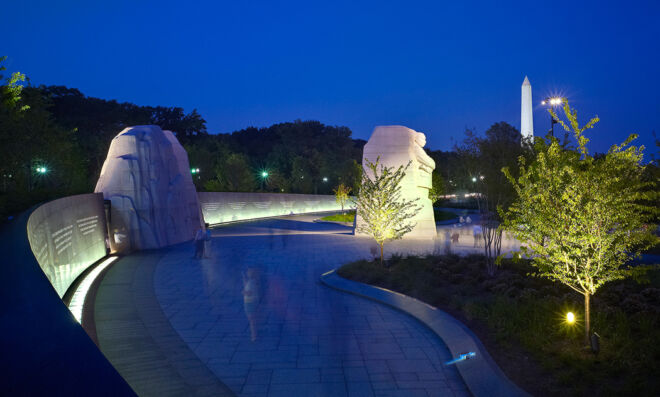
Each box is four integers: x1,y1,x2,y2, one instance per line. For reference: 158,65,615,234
26,193,108,298
198,192,355,225
0,207,135,395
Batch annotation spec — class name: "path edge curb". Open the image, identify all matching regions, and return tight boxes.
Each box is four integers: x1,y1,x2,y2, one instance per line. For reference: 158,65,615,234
320,269,530,397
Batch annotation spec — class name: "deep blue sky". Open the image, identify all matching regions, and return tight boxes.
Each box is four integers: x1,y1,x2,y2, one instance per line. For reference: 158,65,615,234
3,0,659,154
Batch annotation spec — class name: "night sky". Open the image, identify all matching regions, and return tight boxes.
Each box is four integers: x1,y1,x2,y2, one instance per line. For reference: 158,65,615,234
3,0,659,154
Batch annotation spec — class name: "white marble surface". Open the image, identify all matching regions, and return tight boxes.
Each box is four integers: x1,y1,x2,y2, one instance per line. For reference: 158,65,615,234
521,76,534,140
95,125,203,251
356,125,437,239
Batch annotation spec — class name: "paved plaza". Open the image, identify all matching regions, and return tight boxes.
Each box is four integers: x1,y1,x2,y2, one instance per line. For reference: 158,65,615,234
96,214,508,396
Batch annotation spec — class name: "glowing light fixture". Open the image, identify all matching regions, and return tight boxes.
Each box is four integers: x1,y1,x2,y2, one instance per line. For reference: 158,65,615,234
445,351,476,365
471,177,477,182
261,171,269,178
36,166,48,174
191,168,200,174
322,177,328,182
68,256,118,324
566,312,575,324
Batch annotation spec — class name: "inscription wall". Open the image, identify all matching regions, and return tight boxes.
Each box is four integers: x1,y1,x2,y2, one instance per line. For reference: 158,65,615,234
26,193,108,298
198,192,355,225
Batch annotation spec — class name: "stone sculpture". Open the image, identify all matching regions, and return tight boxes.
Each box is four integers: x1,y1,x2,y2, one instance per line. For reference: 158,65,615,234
521,76,534,140
356,125,437,238
95,125,203,251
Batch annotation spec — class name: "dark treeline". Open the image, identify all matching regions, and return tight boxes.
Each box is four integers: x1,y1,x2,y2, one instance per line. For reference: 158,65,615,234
0,70,366,219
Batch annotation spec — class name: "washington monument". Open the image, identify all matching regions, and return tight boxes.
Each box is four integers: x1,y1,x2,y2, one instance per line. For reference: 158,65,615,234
521,76,534,140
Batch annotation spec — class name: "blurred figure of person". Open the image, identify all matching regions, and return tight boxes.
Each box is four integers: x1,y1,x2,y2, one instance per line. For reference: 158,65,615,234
473,224,482,247
203,223,212,258
193,226,205,259
242,268,261,341
465,216,472,224
370,245,379,261
444,230,452,254
459,216,465,223
451,231,460,244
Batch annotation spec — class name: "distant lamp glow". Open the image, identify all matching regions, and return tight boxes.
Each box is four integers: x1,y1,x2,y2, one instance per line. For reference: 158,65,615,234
191,168,200,174
36,166,48,174
322,177,328,182
471,177,477,182
566,312,575,324
261,171,269,178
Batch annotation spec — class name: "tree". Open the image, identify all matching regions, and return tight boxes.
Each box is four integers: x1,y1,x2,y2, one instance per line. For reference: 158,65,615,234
208,153,256,192
501,102,658,344
428,170,445,205
356,158,422,266
0,56,29,112
333,183,352,213
456,122,526,275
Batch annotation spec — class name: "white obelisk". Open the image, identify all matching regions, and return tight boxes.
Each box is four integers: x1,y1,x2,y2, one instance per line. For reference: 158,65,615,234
521,76,534,140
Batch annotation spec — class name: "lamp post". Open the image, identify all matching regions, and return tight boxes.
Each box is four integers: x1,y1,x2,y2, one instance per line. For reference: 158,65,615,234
260,170,269,191
541,97,563,137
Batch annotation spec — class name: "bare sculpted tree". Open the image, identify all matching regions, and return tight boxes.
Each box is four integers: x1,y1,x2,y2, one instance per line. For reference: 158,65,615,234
356,158,421,266
501,101,658,344
456,122,527,276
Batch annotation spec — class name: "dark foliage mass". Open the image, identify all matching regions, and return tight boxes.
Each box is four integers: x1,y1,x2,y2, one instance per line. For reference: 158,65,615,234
0,79,363,220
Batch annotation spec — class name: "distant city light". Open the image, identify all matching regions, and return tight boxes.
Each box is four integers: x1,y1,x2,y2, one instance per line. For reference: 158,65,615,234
471,177,477,182
261,171,269,178
191,168,200,174
36,166,48,174
323,177,328,182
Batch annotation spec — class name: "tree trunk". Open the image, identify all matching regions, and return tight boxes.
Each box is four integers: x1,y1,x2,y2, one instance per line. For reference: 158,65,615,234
380,244,384,267
584,292,591,345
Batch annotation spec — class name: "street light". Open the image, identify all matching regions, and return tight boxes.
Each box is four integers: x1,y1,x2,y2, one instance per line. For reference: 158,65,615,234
322,177,328,183
541,97,564,137
260,170,269,191
36,166,48,174
471,177,477,183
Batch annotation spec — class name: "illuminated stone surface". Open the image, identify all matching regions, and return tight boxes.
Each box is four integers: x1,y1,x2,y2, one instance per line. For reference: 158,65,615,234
95,125,203,251
356,125,437,238
198,192,355,225
521,76,534,140
26,193,108,298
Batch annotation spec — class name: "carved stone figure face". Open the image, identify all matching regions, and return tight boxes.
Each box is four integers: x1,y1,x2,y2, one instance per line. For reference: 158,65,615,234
414,132,426,148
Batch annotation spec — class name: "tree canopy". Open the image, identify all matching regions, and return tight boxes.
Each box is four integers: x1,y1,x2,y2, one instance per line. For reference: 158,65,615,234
501,102,658,342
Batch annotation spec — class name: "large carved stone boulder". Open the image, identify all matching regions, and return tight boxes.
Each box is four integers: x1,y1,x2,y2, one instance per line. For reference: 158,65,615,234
356,125,436,238
95,125,203,251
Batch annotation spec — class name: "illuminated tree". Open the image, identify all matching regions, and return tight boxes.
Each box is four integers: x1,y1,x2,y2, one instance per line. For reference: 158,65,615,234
501,101,658,344
0,55,28,112
333,183,352,213
356,158,422,266
427,170,445,205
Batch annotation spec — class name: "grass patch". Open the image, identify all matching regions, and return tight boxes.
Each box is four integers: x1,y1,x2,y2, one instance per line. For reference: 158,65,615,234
338,255,660,396
321,209,458,223
320,210,355,223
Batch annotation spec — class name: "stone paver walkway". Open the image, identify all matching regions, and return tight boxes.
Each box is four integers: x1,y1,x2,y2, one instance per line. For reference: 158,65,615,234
95,251,235,396
151,215,471,396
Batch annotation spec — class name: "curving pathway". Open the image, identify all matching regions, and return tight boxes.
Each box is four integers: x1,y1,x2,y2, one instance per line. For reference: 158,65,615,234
97,215,472,396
